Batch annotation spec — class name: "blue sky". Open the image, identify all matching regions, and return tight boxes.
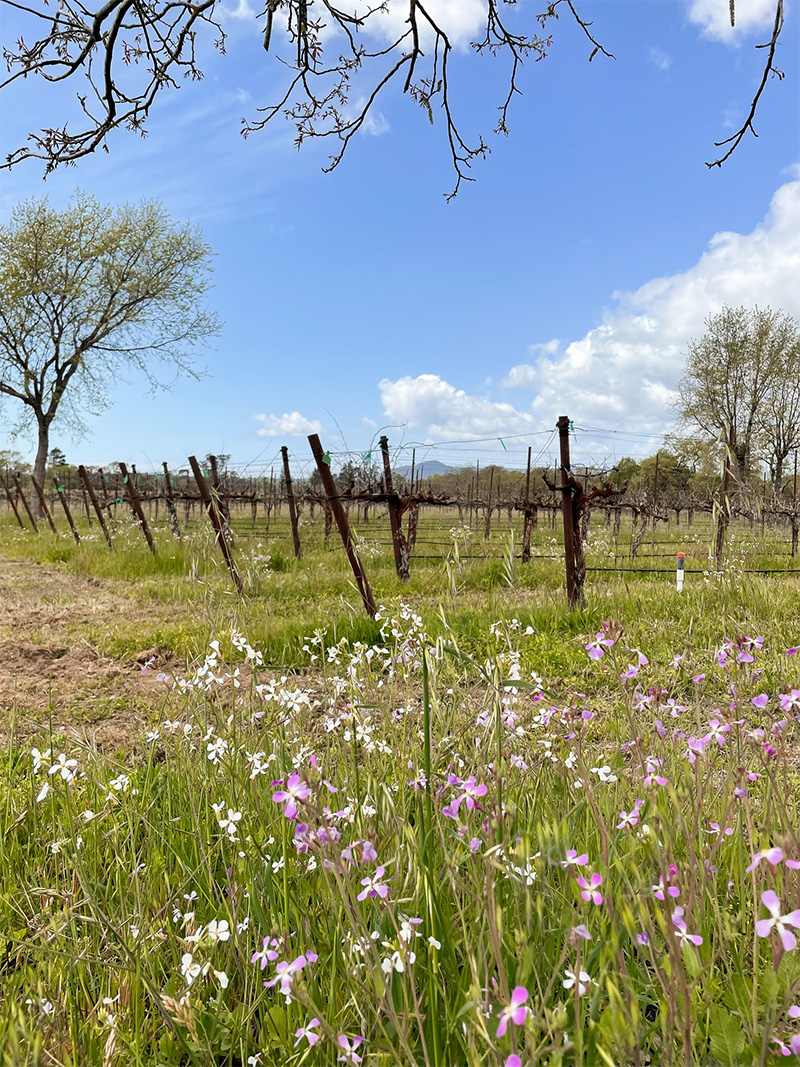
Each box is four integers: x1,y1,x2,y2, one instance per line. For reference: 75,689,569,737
1,0,798,478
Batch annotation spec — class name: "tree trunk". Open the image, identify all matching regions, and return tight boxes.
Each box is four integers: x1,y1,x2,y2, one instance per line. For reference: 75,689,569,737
32,419,50,516
773,454,785,493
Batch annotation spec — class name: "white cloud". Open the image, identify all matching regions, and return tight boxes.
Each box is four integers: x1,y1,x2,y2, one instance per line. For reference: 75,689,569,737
377,180,800,452
253,411,324,437
647,47,673,71
503,340,560,387
378,373,539,439
518,178,800,433
686,0,778,42
360,0,487,49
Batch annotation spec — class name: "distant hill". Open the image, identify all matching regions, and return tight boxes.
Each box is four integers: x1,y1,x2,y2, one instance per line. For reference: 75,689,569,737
396,460,452,478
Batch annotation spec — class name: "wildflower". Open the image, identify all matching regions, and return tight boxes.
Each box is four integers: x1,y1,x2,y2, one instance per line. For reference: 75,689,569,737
214,970,229,988
570,924,592,943
617,799,644,830
357,867,390,901
577,873,603,906
641,757,667,787
586,633,614,660
212,804,242,840
671,907,703,946
265,955,312,997
428,936,442,950
341,839,378,865
399,917,422,942
746,846,785,873
706,822,734,837
705,719,730,746
251,937,280,970
36,782,50,803
635,931,650,946
272,773,311,820
294,1018,321,1047
559,849,588,868
591,765,617,783
206,919,230,943
207,737,229,764
684,737,707,763
31,748,51,774
780,689,800,713
496,986,528,1037
752,694,769,710
382,949,413,974
49,754,78,782
181,953,202,986
652,872,680,901
337,1034,364,1064
506,1058,522,1067
756,891,800,951
563,968,594,995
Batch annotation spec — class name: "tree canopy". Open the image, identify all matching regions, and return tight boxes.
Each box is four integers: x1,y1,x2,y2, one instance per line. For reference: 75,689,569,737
673,305,800,488
0,0,787,197
0,191,220,493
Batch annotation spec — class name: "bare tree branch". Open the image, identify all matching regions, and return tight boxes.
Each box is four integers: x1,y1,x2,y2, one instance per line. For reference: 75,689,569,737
0,0,787,195
706,0,785,169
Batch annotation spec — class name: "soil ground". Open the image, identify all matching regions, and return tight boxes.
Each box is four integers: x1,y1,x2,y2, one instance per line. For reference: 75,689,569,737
0,553,176,747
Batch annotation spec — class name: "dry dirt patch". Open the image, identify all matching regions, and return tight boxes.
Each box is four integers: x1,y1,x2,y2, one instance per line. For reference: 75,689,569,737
0,555,175,745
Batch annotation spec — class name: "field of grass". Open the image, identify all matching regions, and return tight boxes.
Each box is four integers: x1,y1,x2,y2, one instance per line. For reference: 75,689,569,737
2,505,800,1065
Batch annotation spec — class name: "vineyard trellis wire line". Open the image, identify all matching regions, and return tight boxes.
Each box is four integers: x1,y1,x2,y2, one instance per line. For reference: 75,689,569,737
2,419,799,610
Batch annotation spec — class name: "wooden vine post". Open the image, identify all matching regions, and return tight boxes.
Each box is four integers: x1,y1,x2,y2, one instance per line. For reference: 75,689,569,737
308,434,377,618
557,416,581,609
380,435,409,580
281,446,302,559
521,445,533,564
0,472,25,529
78,466,114,549
162,462,182,541
14,473,39,532
30,475,58,535
53,478,80,543
715,426,734,571
209,455,232,543
188,455,243,593
119,462,156,555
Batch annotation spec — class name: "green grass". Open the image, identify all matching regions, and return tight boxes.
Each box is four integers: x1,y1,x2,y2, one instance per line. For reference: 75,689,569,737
1,602,800,1065
2,505,799,679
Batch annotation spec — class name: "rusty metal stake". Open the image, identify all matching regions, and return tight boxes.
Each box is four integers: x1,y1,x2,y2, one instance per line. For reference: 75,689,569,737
308,434,376,618
53,478,80,544
281,446,302,559
30,474,58,535
188,456,243,593
119,462,156,555
78,467,114,549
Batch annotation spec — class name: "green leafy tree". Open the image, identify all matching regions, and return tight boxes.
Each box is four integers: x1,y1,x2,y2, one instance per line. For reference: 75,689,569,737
673,305,800,485
0,191,221,499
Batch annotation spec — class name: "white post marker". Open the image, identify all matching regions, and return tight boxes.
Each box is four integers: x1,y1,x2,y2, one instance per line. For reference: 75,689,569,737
676,552,685,592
